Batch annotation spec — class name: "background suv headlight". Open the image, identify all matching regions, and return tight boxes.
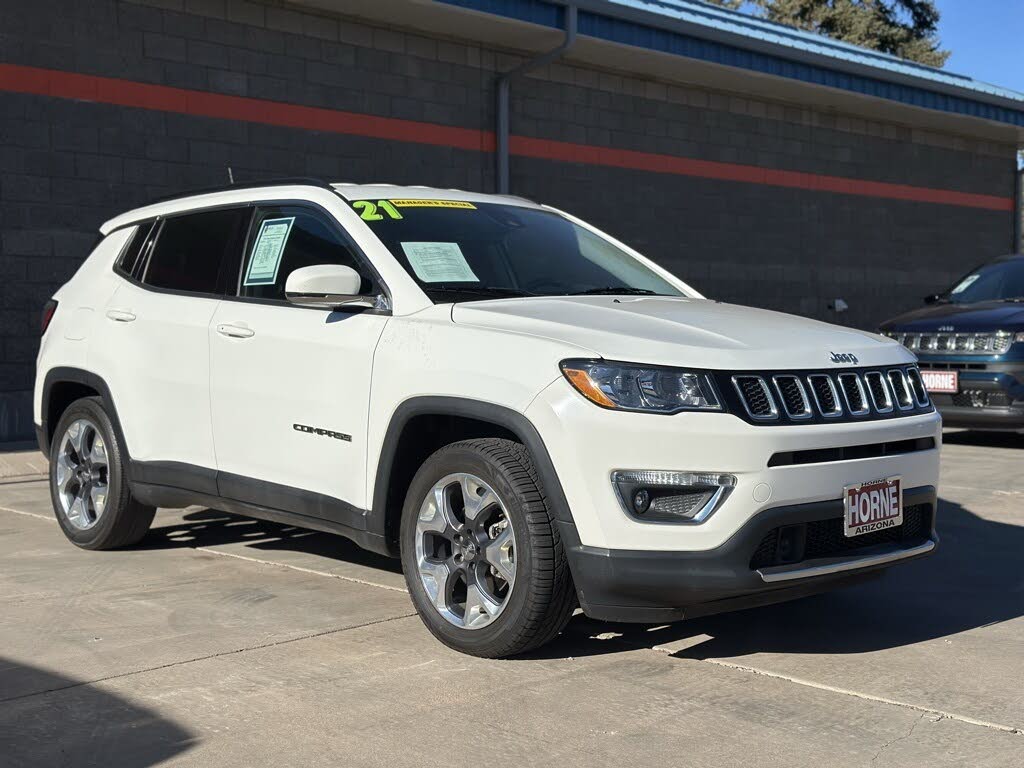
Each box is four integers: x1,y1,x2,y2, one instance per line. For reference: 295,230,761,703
560,359,721,414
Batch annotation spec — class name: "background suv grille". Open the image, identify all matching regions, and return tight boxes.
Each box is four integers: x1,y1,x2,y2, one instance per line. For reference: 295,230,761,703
717,366,932,425
895,331,1013,355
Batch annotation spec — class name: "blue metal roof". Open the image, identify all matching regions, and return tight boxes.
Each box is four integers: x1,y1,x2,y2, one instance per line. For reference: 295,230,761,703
438,0,1024,128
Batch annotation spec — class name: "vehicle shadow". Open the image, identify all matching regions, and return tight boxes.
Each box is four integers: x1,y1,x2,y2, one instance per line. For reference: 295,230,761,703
528,495,1024,660
0,658,195,767
142,508,403,575
135,497,1020,662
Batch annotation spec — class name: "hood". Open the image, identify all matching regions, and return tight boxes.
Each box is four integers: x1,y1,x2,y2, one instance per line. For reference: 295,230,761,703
881,301,1024,333
452,296,911,370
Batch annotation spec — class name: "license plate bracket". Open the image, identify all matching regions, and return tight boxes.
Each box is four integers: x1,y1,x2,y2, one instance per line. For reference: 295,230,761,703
844,476,902,537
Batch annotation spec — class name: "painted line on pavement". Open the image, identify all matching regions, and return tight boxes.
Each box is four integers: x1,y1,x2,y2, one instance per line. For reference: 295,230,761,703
0,505,407,594
193,546,409,594
692,657,1023,735
3,501,1021,735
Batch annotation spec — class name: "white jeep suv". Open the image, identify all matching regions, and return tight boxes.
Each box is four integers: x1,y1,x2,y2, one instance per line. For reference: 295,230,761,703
35,180,941,657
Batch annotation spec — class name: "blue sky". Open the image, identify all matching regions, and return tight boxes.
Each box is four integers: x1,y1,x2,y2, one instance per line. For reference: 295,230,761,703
936,0,1024,95
724,1,1023,95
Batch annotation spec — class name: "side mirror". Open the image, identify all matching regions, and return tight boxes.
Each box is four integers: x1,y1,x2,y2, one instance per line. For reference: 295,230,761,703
285,265,377,309
923,294,940,305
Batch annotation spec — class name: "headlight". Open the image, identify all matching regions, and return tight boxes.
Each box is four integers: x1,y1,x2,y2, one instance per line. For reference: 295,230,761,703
560,359,721,413
1015,332,1024,344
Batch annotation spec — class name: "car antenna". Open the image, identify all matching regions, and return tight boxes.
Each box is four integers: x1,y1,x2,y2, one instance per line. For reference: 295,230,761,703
227,166,235,185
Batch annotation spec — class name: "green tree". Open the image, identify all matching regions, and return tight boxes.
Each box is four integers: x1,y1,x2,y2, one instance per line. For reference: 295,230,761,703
702,0,949,67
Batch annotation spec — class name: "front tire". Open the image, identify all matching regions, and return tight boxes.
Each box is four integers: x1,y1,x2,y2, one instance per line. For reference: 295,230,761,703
48,396,156,550
400,438,576,658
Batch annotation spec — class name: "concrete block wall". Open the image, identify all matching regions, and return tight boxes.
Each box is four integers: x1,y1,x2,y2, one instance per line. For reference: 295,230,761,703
0,0,1017,440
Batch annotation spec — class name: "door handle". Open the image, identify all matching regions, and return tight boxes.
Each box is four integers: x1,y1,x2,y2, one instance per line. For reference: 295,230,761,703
216,323,255,339
106,309,136,323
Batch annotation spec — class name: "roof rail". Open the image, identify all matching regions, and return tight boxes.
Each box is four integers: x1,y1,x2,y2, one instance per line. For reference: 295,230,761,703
146,177,335,205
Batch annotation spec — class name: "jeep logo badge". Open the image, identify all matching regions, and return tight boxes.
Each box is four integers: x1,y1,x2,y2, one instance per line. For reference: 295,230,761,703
829,352,859,364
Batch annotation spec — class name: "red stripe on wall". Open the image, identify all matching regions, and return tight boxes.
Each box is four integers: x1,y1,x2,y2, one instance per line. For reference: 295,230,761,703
509,136,1014,211
0,63,1013,212
0,63,492,153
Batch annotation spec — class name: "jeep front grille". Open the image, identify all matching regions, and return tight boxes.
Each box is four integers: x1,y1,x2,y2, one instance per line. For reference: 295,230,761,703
838,373,869,416
719,366,932,425
732,376,777,420
864,371,893,413
905,367,930,407
772,375,811,419
886,369,914,410
807,374,842,417
750,504,932,569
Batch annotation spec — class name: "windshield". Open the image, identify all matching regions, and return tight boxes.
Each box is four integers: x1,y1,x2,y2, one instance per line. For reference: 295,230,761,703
943,259,1024,304
347,199,684,302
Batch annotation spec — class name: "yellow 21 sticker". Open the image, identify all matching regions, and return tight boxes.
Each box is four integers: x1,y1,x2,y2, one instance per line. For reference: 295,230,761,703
352,199,477,221
352,200,402,221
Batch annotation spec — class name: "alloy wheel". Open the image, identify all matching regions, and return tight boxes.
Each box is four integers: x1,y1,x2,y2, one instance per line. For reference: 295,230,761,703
414,473,516,629
53,419,110,531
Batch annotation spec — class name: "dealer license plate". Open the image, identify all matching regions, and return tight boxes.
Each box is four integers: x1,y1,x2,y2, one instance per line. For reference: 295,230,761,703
844,476,902,537
921,369,958,393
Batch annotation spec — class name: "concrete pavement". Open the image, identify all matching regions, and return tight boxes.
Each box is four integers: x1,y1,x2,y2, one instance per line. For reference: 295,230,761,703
1,433,1022,767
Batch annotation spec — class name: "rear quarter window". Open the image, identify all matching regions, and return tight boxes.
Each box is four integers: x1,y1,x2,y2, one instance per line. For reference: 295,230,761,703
115,221,156,278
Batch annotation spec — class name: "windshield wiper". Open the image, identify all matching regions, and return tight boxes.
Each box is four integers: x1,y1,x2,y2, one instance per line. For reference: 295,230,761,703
569,287,660,296
429,286,535,299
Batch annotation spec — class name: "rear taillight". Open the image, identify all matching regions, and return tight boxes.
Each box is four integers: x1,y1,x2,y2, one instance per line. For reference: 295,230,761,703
41,300,58,335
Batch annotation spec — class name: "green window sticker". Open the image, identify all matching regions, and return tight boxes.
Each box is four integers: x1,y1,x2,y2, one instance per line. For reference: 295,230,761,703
244,217,294,286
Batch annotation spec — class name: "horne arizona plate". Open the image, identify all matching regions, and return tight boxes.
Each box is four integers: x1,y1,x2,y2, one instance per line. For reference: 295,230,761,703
921,369,958,393
844,476,902,537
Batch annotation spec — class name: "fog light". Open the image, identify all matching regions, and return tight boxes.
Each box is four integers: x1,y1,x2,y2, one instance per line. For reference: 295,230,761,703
612,470,736,524
632,489,651,514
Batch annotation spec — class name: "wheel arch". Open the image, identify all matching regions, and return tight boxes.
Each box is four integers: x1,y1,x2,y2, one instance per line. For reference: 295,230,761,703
370,396,576,557
40,368,130,462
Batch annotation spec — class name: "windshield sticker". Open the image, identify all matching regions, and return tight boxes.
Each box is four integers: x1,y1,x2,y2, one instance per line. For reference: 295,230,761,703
352,200,403,221
244,217,294,286
950,274,980,294
389,199,477,210
401,242,479,283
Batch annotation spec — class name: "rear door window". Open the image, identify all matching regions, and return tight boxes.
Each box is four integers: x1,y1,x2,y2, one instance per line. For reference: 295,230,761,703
237,206,374,301
142,207,252,294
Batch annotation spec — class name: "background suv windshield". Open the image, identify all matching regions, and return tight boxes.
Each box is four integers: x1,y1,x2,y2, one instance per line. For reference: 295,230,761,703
347,199,684,302
944,259,1024,303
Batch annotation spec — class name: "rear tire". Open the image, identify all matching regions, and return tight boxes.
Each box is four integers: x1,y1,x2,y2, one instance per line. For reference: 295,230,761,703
400,438,576,658
48,396,155,550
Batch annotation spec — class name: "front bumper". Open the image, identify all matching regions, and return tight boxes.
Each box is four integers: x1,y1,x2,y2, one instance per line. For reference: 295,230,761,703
526,377,942,551
919,360,1024,431
935,403,1024,431
564,486,937,623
